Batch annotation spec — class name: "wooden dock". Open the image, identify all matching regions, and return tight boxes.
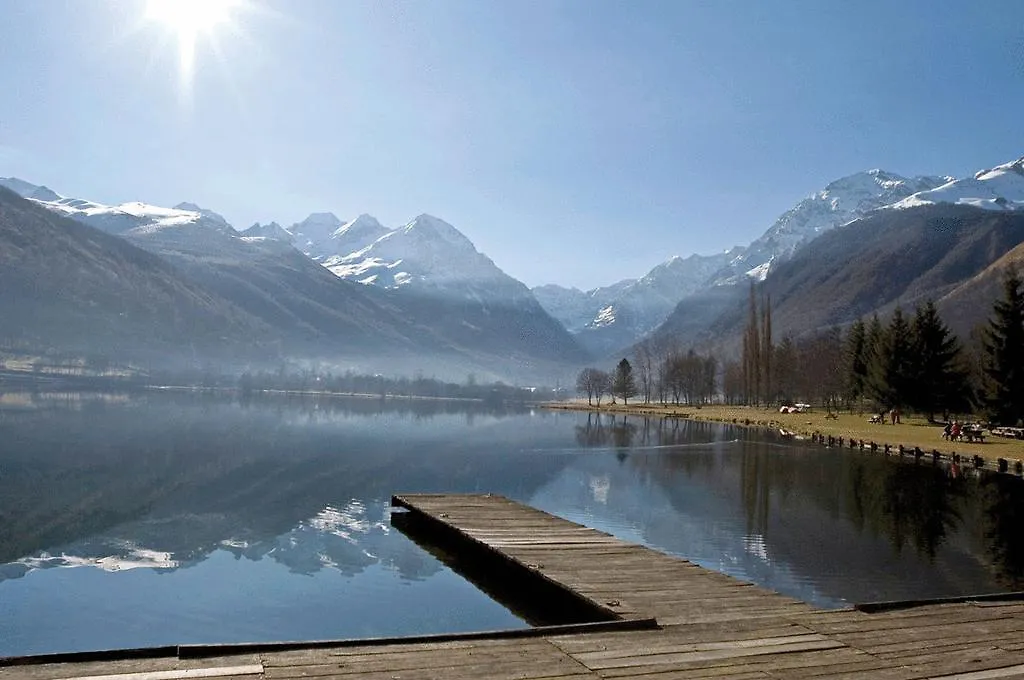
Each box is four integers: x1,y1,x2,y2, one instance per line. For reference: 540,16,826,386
4,493,1024,679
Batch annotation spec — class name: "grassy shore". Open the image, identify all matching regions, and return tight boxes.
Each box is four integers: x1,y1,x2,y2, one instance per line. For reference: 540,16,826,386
546,400,1024,468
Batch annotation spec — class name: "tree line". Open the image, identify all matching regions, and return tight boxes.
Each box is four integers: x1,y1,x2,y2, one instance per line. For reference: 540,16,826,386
577,269,1024,426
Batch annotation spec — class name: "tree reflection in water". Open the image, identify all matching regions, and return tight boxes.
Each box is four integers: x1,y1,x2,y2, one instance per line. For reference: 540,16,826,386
574,412,1024,592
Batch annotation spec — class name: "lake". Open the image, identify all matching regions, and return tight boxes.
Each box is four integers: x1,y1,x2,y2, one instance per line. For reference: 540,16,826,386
1,390,1022,657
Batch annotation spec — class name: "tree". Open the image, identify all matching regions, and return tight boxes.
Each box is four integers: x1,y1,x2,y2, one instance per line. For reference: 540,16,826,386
867,308,916,411
772,336,798,404
611,358,638,405
982,269,1024,425
742,284,762,405
843,318,867,409
593,370,612,407
761,294,772,405
910,301,970,420
634,340,654,404
576,367,600,406
576,367,612,407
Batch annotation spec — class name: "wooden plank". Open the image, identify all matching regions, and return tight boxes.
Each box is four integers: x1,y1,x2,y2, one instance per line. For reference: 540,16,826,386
48,667,263,680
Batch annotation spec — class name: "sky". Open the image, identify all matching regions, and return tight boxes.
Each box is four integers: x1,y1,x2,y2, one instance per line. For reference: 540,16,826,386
1,0,1023,289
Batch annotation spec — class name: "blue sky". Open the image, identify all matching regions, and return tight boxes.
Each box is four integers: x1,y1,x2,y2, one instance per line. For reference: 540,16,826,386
2,0,1022,289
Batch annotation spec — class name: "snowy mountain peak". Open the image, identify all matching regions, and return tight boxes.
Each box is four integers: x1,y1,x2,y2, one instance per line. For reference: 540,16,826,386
243,221,294,242
290,212,346,258
173,202,229,226
0,176,46,198
709,169,950,285
401,214,475,249
976,156,1024,180
298,212,343,228
893,154,1024,212
333,214,385,239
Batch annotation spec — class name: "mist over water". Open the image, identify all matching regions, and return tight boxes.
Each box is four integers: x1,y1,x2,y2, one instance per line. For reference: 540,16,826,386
1,392,1021,657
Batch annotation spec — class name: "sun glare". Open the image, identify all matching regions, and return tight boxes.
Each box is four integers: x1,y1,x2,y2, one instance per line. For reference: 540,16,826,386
146,0,242,82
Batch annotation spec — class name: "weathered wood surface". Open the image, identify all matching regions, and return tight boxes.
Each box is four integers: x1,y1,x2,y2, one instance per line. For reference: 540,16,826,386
5,493,1024,679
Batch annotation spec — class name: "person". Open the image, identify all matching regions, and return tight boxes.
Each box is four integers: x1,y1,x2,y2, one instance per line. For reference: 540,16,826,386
950,421,961,441
943,422,952,440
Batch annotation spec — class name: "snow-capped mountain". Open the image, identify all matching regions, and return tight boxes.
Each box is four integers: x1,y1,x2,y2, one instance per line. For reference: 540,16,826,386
243,220,294,242
324,214,390,257
711,169,951,285
246,212,391,264
0,177,235,238
288,212,344,258
325,214,533,301
893,156,1024,212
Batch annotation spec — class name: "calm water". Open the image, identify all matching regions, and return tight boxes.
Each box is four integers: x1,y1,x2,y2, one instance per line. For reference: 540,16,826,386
1,391,1022,657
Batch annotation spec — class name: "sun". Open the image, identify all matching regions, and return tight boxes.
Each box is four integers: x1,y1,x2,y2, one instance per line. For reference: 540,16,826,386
146,0,242,80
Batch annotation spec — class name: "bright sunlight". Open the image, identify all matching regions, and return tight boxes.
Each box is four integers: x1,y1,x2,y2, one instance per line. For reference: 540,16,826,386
145,0,242,82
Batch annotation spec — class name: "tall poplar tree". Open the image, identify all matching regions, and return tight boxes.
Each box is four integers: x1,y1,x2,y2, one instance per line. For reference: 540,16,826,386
983,269,1024,425
844,318,867,408
761,294,772,405
743,283,761,405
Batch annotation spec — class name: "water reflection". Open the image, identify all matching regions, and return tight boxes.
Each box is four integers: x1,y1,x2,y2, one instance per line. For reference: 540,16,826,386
559,411,1024,602
0,393,565,582
2,394,1023,656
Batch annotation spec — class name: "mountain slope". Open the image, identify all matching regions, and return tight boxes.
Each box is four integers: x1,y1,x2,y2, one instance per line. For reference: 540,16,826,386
711,170,951,285
650,204,1024,355
0,187,268,361
937,241,1024,337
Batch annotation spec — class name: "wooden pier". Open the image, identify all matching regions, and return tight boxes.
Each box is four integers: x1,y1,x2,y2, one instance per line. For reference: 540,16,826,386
4,493,1024,679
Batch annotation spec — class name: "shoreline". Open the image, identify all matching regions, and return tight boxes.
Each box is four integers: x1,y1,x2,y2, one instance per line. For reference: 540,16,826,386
545,401,1024,475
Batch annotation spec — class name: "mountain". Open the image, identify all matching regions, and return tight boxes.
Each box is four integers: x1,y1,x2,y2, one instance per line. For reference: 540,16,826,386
534,169,948,359
650,203,1024,355
0,186,269,362
535,251,739,357
244,214,389,263
893,156,1024,212
288,212,344,258
5,179,585,380
937,241,1024,337
325,214,519,294
326,214,390,257
710,170,952,285
321,214,589,367
243,221,294,242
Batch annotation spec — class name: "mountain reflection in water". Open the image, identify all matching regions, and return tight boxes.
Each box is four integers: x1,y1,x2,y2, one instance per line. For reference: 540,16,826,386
1,393,1022,656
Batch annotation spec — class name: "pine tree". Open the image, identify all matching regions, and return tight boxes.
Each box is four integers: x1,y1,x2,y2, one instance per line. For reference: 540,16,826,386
612,358,638,406
983,269,1024,425
867,309,915,411
910,301,970,420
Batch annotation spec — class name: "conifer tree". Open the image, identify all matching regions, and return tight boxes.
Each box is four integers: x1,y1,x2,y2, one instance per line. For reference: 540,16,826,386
910,301,970,420
982,269,1024,425
867,309,915,411
612,357,638,406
